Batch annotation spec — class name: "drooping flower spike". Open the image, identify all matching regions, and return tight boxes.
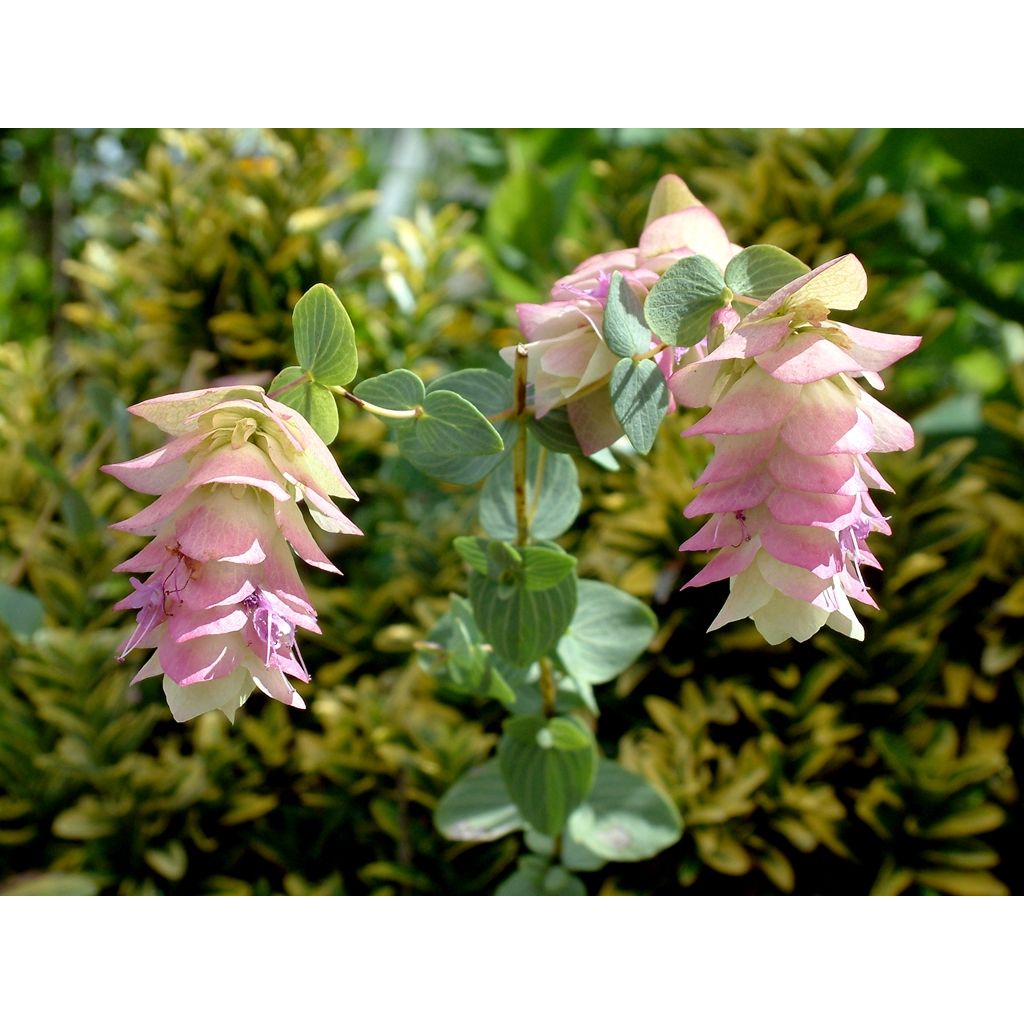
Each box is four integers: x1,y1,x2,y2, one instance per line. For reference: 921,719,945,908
669,254,921,644
104,385,359,722
502,175,741,454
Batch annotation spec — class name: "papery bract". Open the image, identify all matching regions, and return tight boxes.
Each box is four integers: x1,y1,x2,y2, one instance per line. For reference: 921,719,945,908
501,176,740,454
104,385,359,722
671,255,921,643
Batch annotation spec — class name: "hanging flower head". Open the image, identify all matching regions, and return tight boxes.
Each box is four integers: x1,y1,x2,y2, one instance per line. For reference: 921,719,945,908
502,175,740,454
669,255,921,643
104,385,360,722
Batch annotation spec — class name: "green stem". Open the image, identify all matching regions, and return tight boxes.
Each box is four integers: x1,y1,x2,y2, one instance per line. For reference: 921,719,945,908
513,344,530,546
631,341,672,362
538,658,557,719
328,385,422,420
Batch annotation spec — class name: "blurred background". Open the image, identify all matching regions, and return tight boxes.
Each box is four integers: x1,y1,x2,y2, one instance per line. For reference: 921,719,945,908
0,128,1021,895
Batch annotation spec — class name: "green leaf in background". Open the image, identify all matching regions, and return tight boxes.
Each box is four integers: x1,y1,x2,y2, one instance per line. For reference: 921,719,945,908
567,761,682,861
914,869,1009,896
504,664,598,719
557,579,657,685
468,548,577,665
0,872,103,896
352,368,425,411
456,538,575,592
480,438,581,541
644,254,727,347
495,854,586,896
268,366,339,444
609,358,669,455
560,832,608,872
292,283,358,386
724,245,810,301
23,442,96,540
485,169,558,270
499,715,597,835
395,371,513,485
0,581,45,638
435,759,524,842
527,406,583,455
603,271,652,357
144,840,188,881
525,825,607,872
420,595,516,705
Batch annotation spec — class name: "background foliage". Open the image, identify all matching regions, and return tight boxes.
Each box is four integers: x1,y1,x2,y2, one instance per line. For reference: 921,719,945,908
1,128,1021,895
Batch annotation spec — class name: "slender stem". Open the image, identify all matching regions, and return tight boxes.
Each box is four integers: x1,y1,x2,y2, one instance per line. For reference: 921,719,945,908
631,341,672,362
328,385,422,420
538,658,557,719
512,345,530,546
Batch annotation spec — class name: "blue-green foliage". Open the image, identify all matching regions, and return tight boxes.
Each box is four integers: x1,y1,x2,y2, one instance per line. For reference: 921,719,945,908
1,129,1021,895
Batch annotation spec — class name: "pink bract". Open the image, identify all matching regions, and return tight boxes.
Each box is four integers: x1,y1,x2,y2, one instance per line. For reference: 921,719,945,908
501,176,741,454
670,255,921,644
104,386,359,722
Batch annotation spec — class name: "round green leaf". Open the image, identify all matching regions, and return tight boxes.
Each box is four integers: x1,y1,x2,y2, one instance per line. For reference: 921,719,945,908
644,254,727,347
430,370,518,483
0,581,45,638
292,284,358,386
435,760,524,842
469,560,577,665
495,855,548,895
724,245,810,301
421,596,517,706
603,271,651,357
609,358,669,455
567,761,682,861
292,282,360,385
541,865,586,896
352,368,425,411
521,546,576,591
418,390,503,455
499,715,597,836
393,380,505,483
268,366,339,443
557,580,657,685
479,437,581,541
527,407,583,455
494,856,587,896
452,536,491,575
428,368,511,412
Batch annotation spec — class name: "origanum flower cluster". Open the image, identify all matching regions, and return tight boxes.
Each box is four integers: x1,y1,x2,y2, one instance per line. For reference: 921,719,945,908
502,179,739,454
104,386,359,721
669,255,920,643
509,175,921,644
